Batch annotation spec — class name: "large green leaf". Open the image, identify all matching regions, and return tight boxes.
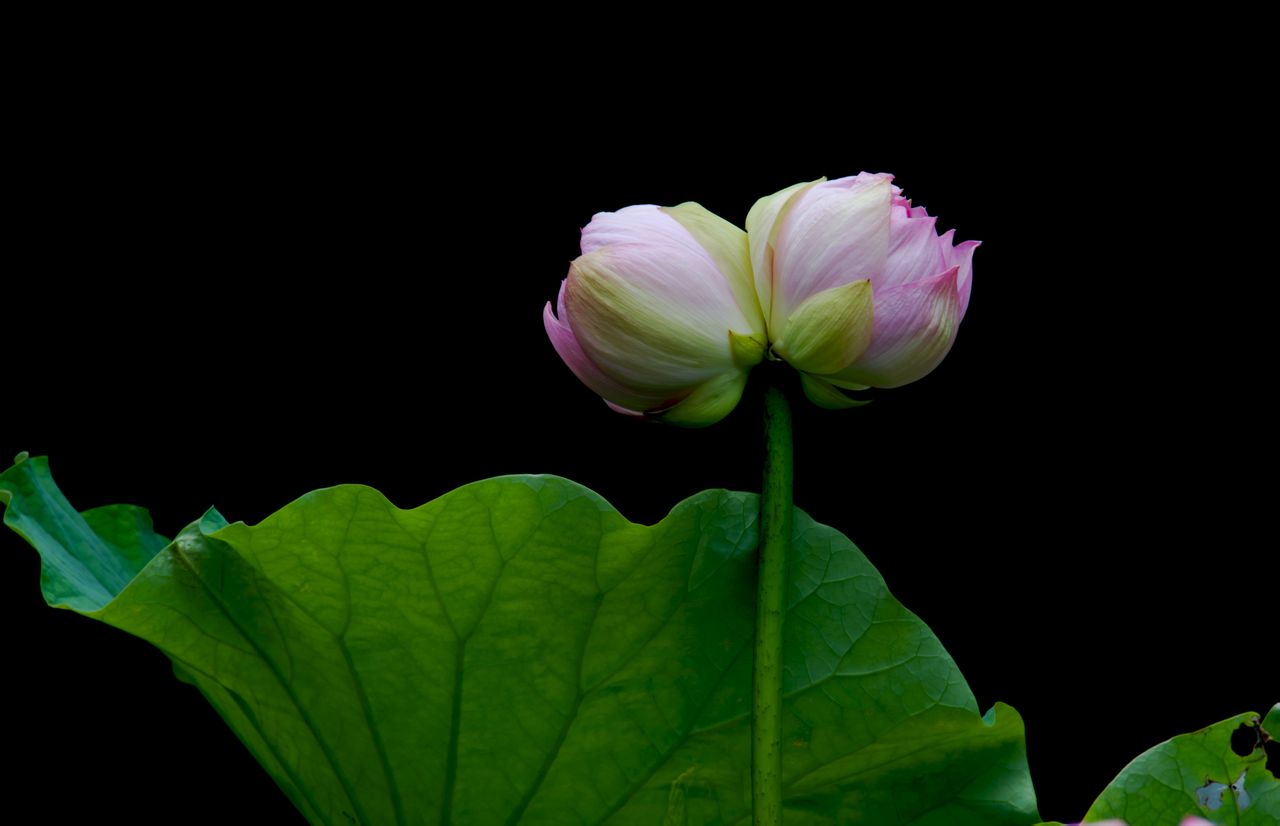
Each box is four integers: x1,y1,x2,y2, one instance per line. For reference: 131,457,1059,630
1083,705,1279,824
1,455,1039,825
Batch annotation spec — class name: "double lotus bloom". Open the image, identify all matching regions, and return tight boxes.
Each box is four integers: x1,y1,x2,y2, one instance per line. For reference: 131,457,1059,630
544,172,979,426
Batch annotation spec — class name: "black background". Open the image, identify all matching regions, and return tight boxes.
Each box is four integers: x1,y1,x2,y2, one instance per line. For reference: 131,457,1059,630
2,28,1273,825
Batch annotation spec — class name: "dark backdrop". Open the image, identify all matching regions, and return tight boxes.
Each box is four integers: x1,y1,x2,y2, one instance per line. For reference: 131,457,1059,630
2,38,1271,825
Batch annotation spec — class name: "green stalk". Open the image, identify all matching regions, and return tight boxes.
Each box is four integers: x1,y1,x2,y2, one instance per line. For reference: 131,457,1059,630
752,383,793,826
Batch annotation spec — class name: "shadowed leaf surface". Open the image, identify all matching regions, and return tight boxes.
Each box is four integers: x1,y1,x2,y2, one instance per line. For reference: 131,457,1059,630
2,455,1039,825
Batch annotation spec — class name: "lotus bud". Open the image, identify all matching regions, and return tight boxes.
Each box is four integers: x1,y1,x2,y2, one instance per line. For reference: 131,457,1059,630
747,172,978,409
544,202,767,427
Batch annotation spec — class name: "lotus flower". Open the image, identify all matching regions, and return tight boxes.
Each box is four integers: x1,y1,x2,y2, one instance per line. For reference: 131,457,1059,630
544,173,978,425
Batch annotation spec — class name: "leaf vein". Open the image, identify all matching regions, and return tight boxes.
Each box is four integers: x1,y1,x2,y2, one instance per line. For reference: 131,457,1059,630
169,536,374,826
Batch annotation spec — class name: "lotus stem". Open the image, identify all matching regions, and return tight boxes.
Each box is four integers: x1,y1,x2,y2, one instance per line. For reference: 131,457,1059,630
753,382,793,825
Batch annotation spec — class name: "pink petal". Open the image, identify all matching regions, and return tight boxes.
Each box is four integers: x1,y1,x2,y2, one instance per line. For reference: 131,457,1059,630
836,266,962,388
940,230,980,317
881,203,946,292
891,185,912,216
581,204,705,262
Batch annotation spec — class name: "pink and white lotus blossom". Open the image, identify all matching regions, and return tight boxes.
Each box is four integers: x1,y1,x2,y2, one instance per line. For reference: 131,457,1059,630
544,173,978,425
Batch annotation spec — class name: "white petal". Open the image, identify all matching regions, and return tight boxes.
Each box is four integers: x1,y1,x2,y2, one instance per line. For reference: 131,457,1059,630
771,173,893,332
661,202,764,336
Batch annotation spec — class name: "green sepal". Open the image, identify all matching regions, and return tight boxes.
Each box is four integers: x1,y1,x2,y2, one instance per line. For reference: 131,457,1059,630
773,279,874,375
654,369,749,427
728,329,767,368
800,372,872,410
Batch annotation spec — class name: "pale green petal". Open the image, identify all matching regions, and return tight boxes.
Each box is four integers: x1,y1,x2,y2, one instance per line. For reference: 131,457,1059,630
800,373,872,410
661,202,764,336
655,370,750,427
566,251,733,394
728,330,767,368
745,178,824,337
772,279,873,375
